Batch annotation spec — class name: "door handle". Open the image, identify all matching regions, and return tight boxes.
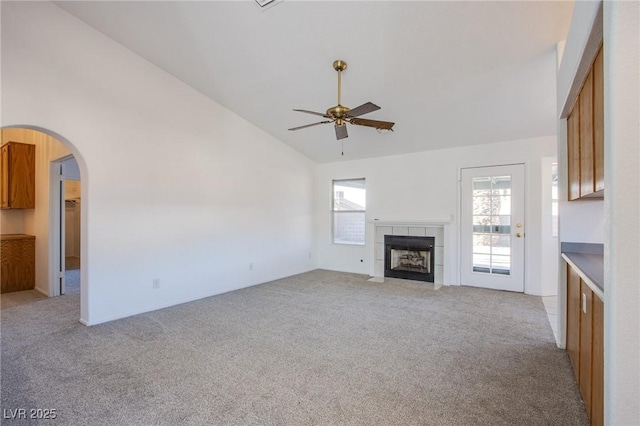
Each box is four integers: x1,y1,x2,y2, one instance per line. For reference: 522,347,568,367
516,223,524,237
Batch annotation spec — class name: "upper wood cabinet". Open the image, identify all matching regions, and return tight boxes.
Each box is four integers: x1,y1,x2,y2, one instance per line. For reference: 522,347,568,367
567,106,581,201
567,45,604,200
0,142,35,209
592,48,605,193
580,70,595,197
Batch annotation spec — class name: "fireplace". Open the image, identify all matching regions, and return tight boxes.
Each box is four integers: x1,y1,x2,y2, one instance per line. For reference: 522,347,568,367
384,235,435,282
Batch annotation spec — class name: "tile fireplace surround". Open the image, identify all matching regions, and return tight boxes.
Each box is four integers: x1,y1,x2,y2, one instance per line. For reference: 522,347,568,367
373,220,452,285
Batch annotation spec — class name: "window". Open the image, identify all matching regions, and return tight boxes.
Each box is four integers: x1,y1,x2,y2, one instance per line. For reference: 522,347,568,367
332,178,366,245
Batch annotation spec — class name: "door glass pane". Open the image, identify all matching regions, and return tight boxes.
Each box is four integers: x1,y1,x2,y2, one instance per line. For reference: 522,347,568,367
473,253,491,273
473,177,492,196
472,234,491,254
471,175,512,275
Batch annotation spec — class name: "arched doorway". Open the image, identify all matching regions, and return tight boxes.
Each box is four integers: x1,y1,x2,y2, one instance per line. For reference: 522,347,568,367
0,126,88,323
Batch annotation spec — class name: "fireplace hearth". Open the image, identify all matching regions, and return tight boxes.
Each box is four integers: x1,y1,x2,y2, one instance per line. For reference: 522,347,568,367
384,235,435,282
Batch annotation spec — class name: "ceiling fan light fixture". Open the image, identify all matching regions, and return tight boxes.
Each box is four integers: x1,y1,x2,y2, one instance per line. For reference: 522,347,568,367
289,60,395,142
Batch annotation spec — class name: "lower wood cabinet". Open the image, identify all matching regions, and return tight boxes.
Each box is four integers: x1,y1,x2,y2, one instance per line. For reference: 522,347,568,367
566,264,604,426
580,282,593,417
591,296,604,426
567,265,581,376
0,234,35,293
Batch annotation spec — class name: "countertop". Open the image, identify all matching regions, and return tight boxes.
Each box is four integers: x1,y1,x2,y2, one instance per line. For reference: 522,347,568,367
0,234,36,240
561,242,604,300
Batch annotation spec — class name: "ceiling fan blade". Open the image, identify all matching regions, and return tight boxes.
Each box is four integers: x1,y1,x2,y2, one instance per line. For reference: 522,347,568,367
349,117,395,130
335,124,348,140
345,102,380,118
293,109,331,118
288,120,332,131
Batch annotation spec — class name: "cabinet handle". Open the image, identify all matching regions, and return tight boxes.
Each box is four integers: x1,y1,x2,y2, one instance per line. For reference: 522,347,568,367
582,293,588,314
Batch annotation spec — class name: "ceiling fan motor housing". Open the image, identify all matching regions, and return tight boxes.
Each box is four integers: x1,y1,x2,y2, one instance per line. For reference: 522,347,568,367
326,105,350,118
333,60,347,72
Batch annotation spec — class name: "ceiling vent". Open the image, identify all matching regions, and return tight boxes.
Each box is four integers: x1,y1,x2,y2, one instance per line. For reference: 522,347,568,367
254,0,278,8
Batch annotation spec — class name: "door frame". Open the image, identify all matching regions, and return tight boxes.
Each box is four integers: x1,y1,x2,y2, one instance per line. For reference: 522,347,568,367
49,155,73,297
458,162,527,292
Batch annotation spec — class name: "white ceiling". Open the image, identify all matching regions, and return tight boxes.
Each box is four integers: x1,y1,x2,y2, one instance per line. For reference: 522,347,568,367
55,1,574,164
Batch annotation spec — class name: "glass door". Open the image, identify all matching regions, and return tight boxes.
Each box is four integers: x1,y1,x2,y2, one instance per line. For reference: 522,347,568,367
461,164,525,292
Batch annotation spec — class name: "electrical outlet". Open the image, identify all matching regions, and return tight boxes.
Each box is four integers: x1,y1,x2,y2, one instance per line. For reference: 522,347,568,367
249,263,254,271
152,278,160,289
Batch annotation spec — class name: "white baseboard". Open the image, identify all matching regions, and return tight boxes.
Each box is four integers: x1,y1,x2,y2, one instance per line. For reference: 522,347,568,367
34,287,49,297
82,267,317,326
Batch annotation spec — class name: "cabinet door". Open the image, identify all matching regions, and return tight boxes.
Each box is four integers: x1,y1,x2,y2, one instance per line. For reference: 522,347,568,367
566,265,581,377
10,143,36,208
0,236,36,293
579,70,595,197
1,144,9,208
580,282,593,417
591,296,604,426
567,106,581,201
593,46,605,193
0,143,35,209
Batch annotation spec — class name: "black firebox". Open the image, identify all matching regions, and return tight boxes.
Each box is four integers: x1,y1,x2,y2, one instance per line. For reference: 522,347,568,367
384,235,435,282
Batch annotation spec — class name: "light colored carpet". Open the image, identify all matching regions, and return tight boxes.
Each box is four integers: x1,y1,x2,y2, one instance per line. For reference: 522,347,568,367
0,270,588,425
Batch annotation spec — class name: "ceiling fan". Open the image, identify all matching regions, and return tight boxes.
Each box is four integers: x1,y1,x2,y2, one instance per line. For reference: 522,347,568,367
288,60,395,140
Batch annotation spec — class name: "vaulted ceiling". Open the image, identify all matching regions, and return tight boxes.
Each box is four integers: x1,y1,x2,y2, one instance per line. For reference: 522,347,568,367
55,1,574,163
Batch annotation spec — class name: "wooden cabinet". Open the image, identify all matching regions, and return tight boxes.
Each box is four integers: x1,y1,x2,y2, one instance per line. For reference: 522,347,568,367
579,282,593,416
591,296,604,426
567,107,581,201
1,142,36,209
0,234,36,293
567,45,604,200
579,70,595,197
592,48,605,193
567,265,581,376
566,264,604,425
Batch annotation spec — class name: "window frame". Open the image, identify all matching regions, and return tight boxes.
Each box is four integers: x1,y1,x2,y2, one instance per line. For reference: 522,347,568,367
332,178,366,246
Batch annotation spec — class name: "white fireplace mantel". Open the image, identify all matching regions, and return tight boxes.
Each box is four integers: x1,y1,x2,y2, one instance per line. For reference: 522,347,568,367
370,217,453,227
372,217,455,286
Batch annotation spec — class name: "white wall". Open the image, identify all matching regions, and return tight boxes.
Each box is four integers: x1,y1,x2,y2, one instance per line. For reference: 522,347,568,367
540,156,559,297
1,1,316,325
316,135,557,296
603,1,640,423
0,209,23,234
557,1,640,423
63,157,81,181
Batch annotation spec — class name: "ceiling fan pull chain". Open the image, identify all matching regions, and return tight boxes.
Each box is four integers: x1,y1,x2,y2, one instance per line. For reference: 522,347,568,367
341,139,344,156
